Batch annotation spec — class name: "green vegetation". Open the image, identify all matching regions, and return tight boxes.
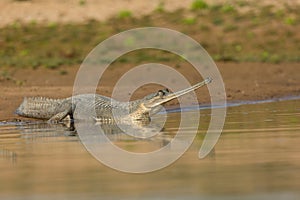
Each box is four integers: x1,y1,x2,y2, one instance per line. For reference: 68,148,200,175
0,1,299,69
155,2,165,13
78,0,86,6
191,0,208,10
284,17,296,25
221,4,236,13
183,17,197,25
117,10,133,19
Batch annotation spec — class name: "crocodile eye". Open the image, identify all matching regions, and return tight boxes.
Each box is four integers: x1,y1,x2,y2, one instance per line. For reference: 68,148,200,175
157,90,164,97
165,88,169,93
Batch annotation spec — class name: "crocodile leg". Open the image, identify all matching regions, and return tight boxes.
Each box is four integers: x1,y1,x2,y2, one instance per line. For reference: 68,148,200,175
48,110,70,123
48,103,73,123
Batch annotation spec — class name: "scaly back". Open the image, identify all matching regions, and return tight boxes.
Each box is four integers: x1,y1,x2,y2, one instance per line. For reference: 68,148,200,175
15,97,67,119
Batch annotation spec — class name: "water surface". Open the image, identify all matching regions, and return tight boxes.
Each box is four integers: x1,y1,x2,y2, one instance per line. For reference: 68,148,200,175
0,99,300,200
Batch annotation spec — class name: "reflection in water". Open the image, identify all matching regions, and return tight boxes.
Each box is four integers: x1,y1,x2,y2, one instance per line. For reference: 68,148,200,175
0,148,17,164
0,99,300,199
78,119,174,154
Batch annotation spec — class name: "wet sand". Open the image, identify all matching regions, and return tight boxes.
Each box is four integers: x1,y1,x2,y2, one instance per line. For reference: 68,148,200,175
1,62,299,120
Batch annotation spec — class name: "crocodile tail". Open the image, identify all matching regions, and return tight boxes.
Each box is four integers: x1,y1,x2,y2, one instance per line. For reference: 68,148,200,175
15,97,65,119
15,97,28,116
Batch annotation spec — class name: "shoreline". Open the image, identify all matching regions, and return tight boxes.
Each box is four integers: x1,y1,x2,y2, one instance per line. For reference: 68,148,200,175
1,62,299,120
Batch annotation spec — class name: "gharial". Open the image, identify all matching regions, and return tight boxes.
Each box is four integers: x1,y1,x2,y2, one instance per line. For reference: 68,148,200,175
15,77,212,123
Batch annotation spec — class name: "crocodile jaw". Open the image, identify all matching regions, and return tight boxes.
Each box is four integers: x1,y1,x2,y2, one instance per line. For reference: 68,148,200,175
144,77,212,109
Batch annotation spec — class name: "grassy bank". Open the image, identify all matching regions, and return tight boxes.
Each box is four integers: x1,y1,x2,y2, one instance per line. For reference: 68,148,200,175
0,0,299,69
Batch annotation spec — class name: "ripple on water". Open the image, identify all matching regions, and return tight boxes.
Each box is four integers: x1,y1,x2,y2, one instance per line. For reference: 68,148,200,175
0,98,300,198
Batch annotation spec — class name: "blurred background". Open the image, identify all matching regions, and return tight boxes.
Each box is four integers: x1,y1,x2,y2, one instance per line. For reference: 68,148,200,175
0,0,299,68
0,1,300,200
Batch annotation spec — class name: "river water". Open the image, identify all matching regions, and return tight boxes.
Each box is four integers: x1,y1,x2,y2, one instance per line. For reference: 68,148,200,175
0,98,299,200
